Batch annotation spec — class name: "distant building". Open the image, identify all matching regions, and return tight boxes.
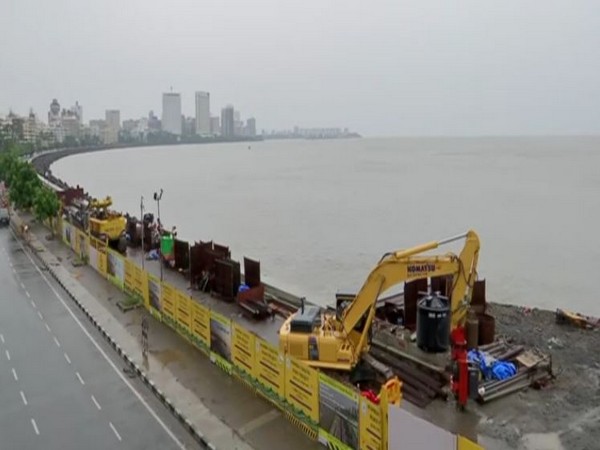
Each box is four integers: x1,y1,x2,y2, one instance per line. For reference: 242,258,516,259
148,110,161,131
210,116,220,136
23,110,41,143
70,101,83,123
105,110,120,144
183,116,196,137
48,99,64,143
233,110,243,136
89,120,106,138
61,109,80,139
162,92,182,136
194,91,210,136
245,117,256,137
221,105,235,138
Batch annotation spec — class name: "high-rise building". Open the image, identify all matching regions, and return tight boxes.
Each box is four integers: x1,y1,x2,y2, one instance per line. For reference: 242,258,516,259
210,116,220,136
246,118,256,137
70,101,83,123
47,99,64,143
105,110,120,144
162,92,182,136
220,105,235,138
194,91,210,136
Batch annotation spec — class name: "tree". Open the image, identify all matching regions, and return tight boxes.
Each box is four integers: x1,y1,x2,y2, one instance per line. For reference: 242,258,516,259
33,186,61,234
8,161,41,210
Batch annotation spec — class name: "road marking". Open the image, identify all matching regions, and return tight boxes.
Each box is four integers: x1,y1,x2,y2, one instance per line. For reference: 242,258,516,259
20,391,28,405
12,267,16,274
31,418,39,435
37,311,44,321
20,282,25,289
76,372,85,385
45,323,51,332
109,422,122,441
5,349,10,361
91,395,102,410
12,368,18,381
64,352,71,364
53,336,61,348
9,261,12,267
15,234,186,450
25,290,30,298
30,300,36,308
0,333,4,343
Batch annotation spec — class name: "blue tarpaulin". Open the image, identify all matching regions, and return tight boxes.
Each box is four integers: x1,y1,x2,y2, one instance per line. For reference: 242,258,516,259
468,349,517,381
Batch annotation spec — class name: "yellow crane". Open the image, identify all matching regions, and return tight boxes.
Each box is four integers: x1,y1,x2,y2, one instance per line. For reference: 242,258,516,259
279,230,480,370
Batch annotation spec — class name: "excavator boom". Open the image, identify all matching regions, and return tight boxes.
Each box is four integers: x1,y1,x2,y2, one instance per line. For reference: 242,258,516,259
279,230,480,371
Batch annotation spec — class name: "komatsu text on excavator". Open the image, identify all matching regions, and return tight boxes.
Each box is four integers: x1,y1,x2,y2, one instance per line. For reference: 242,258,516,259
279,230,480,371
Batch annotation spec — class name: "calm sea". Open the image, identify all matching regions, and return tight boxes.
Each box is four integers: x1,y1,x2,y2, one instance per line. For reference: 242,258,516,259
52,137,600,315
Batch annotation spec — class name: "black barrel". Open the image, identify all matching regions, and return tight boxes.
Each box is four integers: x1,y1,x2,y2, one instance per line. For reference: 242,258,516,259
416,292,450,353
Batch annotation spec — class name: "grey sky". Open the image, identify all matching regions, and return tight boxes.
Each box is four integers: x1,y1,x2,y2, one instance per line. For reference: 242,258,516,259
2,0,599,136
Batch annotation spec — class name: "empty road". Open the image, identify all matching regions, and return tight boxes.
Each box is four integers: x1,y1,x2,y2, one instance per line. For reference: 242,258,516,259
0,227,198,450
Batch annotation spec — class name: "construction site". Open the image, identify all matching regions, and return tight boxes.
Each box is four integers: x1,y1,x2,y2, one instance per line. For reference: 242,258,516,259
22,148,600,450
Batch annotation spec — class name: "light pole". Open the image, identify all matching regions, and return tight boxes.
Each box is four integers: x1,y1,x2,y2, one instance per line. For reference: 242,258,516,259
140,195,145,270
153,189,163,281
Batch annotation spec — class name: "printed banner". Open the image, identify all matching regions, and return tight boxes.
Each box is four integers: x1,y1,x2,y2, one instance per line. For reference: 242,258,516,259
62,222,72,247
147,273,162,314
78,231,89,263
106,249,125,288
285,356,319,424
161,282,177,323
190,301,210,353
231,321,256,378
210,310,232,373
318,374,359,450
88,245,99,272
176,290,191,335
359,396,383,450
255,338,285,403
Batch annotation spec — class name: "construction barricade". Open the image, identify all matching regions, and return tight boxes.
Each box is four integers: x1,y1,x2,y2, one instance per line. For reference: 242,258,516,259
54,217,484,450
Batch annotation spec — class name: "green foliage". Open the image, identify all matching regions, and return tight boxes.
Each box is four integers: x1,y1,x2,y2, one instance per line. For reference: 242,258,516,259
8,161,41,209
33,186,61,226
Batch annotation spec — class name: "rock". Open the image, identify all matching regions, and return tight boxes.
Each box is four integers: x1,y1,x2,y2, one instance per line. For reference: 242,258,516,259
547,337,564,349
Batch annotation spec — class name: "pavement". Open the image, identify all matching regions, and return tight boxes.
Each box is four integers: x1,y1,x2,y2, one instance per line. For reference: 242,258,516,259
0,226,198,450
15,213,320,450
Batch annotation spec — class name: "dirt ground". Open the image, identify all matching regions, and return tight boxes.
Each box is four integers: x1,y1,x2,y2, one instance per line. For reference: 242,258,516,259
474,303,600,450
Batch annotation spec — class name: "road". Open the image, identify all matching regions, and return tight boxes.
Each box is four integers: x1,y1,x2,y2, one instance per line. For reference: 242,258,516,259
0,227,199,450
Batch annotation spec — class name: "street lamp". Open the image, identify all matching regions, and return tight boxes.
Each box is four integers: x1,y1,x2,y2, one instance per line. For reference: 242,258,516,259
140,195,145,270
153,188,163,281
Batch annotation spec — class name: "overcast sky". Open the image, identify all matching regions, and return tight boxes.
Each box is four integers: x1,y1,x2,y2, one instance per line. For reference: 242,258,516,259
2,0,599,136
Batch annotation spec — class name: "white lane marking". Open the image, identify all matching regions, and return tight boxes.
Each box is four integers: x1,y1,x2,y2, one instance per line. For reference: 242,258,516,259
31,300,36,308
0,333,4,343
5,349,10,361
91,395,102,410
37,311,44,321
12,368,18,381
20,282,25,289
9,261,13,267
76,372,85,385
20,390,28,405
25,290,31,298
16,234,186,450
53,336,61,348
109,422,122,442
45,323,51,332
12,267,16,274
31,418,39,435
64,352,71,364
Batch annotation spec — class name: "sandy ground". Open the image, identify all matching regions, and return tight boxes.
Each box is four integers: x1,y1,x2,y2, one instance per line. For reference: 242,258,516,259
473,303,600,450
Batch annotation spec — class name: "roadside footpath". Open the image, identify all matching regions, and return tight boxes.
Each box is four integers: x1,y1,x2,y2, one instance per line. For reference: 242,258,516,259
14,212,320,450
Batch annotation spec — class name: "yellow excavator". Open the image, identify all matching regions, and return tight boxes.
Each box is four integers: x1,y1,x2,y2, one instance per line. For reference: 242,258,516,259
279,230,480,371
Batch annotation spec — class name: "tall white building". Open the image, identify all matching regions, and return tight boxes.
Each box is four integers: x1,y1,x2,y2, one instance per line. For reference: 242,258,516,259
162,92,182,136
194,91,210,136
105,110,120,144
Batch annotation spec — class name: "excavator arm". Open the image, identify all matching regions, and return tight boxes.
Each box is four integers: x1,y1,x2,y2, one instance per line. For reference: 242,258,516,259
341,230,480,357
279,230,480,370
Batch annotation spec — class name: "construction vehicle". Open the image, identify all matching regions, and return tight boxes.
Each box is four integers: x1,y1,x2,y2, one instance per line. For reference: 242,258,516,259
87,196,127,253
279,230,480,371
